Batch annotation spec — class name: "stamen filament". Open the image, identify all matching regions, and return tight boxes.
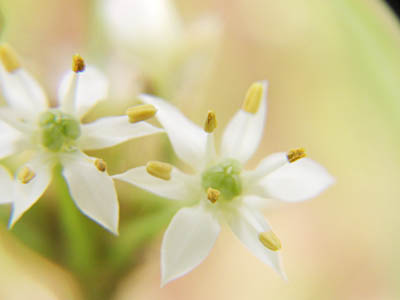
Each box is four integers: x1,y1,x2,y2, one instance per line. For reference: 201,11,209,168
17,166,36,184
242,82,264,114
146,161,172,180
126,104,157,123
0,44,21,73
258,231,282,251
207,187,220,203
287,148,306,163
204,110,217,133
95,159,107,172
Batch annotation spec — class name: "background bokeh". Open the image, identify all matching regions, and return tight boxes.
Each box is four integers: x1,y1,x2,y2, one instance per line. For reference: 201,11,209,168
0,0,399,299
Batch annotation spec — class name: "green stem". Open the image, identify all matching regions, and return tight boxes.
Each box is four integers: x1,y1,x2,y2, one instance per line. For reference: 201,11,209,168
53,165,96,280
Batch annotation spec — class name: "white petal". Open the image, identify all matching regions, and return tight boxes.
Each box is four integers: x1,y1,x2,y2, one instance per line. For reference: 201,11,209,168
79,115,163,150
58,66,109,119
221,81,268,163
113,166,199,201
242,152,288,184
243,195,273,210
259,158,335,202
140,94,207,170
60,152,119,234
0,120,25,159
0,107,33,133
161,205,220,286
228,206,286,278
0,66,48,113
0,165,14,204
9,155,53,227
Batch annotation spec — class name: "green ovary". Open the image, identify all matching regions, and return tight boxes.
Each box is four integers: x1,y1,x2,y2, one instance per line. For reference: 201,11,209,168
39,110,81,152
202,159,242,201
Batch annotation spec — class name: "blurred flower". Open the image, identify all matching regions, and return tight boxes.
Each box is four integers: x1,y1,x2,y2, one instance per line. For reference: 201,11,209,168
114,81,335,285
0,45,162,234
99,0,221,98
102,0,182,53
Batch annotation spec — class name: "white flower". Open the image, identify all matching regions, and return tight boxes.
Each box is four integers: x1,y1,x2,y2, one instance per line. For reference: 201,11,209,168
0,45,162,234
114,81,335,285
99,0,221,98
101,0,182,53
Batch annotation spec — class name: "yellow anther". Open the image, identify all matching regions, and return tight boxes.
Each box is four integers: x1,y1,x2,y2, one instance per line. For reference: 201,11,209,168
17,166,36,184
126,104,157,123
94,158,107,172
287,148,306,163
204,110,217,133
146,161,172,181
258,231,282,251
0,44,21,73
242,82,264,114
72,54,85,73
207,187,220,203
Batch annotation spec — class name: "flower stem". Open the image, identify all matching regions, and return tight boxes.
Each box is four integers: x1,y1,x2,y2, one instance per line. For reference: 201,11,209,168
53,164,96,280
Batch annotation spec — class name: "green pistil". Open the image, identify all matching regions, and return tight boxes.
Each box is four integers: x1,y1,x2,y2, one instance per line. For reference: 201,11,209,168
39,110,81,152
202,159,242,201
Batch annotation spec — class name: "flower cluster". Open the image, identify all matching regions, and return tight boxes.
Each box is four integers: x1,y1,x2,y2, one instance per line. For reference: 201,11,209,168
0,44,334,286
115,82,334,285
0,45,162,233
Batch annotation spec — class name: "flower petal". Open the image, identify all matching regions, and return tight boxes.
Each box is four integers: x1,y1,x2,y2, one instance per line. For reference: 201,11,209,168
58,66,109,119
140,94,207,170
242,152,288,185
0,66,48,113
60,152,119,234
79,115,163,150
221,81,268,163
258,158,335,202
228,206,286,278
113,166,199,201
161,205,220,286
9,155,53,227
0,120,25,159
0,165,14,204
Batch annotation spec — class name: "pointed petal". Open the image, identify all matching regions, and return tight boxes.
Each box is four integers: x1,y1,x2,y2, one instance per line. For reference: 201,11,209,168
259,158,335,202
113,166,199,201
0,165,14,204
242,152,288,184
0,66,48,113
58,66,109,119
161,205,220,286
140,94,207,170
60,152,119,234
9,155,53,227
228,206,286,278
243,195,273,210
0,120,25,159
221,81,268,163
79,115,163,150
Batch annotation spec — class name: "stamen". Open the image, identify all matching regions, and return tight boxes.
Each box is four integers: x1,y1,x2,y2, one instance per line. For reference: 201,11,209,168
0,44,21,73
94,159,107,172
242,82,264,114
72,54,85,73
204,110,217,133
258,231,282,251
146,161,172,180
17,166,36,184
126,104,157,123
287,148,306,163
207,187,220,203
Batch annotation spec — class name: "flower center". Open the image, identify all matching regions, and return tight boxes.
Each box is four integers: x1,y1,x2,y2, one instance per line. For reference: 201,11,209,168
38,110,81,152
202,159,242,201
